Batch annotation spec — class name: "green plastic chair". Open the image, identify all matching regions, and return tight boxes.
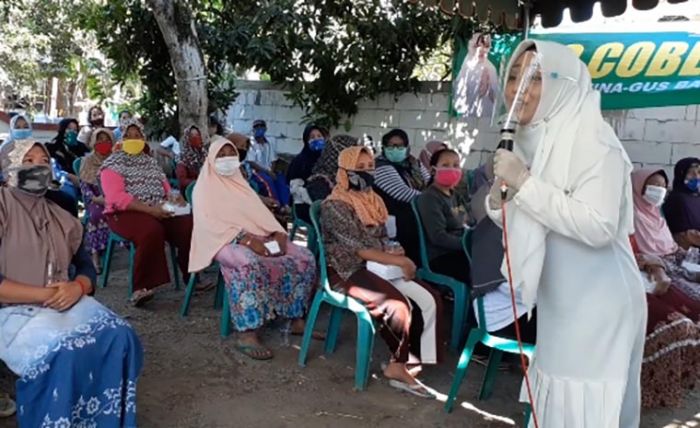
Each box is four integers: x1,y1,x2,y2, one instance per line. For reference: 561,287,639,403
411,199,470,352
100,234,182,296
290,203,317,256
444,230,536,414
179,180,231,338
72,157,88,226
298,201,376,391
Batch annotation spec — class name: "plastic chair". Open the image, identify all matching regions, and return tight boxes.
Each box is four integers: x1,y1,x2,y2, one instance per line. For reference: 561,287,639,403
444,231,536,413
72,157,89,226
411,199,470,352
100,231,181,297
290,203,317,256
179,179,231,338
298,201,376,391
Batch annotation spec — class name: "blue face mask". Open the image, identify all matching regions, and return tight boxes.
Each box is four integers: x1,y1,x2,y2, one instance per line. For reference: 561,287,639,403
11,129,32,140
254,127,266,139
384,146,408,164
686,178,700,193
309,138,325,152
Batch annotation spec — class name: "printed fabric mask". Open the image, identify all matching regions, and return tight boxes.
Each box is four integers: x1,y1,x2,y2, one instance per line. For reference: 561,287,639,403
347,170,375,192
16,165,52,196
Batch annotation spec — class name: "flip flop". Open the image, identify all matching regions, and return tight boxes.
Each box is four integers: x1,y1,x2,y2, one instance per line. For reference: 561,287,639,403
234,343,273,361
388,379,434,399
195,282,216,292
130,290,155,308
0,393,16,417
291,330,325,340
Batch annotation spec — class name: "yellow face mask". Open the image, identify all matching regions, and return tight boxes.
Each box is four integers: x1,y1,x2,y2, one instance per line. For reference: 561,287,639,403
122,139,145,155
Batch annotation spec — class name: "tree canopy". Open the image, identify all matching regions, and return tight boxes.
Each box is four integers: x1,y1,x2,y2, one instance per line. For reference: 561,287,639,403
4,1,493,136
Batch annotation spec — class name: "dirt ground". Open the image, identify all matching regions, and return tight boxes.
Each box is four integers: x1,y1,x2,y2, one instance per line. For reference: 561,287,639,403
1,247,699,428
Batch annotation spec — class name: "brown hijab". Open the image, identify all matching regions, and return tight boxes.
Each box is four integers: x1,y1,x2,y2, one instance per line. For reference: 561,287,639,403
0,140,83,286
79,127,114,185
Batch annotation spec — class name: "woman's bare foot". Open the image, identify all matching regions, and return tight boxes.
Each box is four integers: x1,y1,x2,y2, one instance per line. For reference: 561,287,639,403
383,361,421,386
290,318,325,340
235,331,273,360
91,251,102,274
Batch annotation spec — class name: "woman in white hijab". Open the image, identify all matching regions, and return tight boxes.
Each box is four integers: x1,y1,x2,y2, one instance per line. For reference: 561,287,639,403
488,41,646,427
453,32,499,119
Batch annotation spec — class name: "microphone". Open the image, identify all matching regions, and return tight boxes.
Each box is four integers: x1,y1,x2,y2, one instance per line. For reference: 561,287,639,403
497,129,515,200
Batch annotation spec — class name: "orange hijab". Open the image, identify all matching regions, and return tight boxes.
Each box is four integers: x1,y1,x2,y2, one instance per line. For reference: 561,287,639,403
188,136,285,272
327,146,388,227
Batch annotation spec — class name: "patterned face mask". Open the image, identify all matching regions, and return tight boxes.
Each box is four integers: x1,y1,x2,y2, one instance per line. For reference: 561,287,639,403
347,170,375,192
16,164,52,196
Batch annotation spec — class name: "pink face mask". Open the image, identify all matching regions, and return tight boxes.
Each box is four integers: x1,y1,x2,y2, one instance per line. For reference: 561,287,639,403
434,167,463,188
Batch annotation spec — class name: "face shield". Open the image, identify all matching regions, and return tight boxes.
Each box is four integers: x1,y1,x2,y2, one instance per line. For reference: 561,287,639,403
493,50,543,150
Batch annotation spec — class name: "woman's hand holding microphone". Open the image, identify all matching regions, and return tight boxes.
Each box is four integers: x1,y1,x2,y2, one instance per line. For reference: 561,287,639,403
489,149,531,209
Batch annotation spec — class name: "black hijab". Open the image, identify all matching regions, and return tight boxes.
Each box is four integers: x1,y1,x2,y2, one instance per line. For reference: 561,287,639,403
663,157,700,234
47,118,89,174
286,123,325,183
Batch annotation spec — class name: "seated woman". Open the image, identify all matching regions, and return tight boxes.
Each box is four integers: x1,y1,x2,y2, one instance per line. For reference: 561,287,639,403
175,125,206,193
47,117,90,175
633,168,700,303
415,148,470,284
189,136,316,360
287,124,327,223
630,168,700,407
664,157,700,250
79,128,115,272
0,139,142,427
100,119,194,306
306,134,358,203
321,146,443,397
373,129,430,263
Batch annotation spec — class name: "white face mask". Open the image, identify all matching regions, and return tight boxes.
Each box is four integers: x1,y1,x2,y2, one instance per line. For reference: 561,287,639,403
214,156,240,176
643,185,667,207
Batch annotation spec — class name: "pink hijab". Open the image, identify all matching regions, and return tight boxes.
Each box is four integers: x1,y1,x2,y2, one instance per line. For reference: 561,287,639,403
188,136,285,272
631,168,678,256
418,140,448,170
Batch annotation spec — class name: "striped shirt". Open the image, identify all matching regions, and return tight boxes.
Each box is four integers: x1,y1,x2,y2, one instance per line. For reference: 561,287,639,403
374,163,431,203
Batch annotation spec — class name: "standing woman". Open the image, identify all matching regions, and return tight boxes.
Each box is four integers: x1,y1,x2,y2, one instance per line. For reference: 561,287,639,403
48,118,90,175
0,139,142,427
100,119,194,306
79,128,115,272
489,41,646,427
373,129,430,263
175,125,206,193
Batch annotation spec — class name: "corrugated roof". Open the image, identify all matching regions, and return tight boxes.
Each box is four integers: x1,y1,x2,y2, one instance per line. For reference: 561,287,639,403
408,0,689,27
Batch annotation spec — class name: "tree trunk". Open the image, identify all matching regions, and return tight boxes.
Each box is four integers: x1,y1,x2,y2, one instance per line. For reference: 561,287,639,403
146,0,208,139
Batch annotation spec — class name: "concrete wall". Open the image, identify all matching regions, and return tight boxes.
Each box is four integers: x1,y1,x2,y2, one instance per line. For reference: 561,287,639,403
225,80,700,175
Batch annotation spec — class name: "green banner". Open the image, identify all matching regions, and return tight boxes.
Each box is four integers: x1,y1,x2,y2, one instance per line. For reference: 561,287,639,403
452,30,700,114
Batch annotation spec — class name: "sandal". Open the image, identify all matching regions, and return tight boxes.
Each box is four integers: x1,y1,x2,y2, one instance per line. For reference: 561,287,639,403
0,393,16,417
130,290,155,308
388,379,434,399
234,342,273,361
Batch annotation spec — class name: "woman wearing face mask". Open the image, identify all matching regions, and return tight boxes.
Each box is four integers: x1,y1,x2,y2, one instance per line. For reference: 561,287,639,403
100,119,194,306
113,110,132,142
0,138,143,427
415,148,470,285
374,129,430,264
79,129,116,273
628,168,700,408
663,158,700,251
0,115,34,182
78,106,106,146
287,124,328,223
488,41,646,427
47,118,89,175
189,136,316,360
175,125,206,193
321,146,443,397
